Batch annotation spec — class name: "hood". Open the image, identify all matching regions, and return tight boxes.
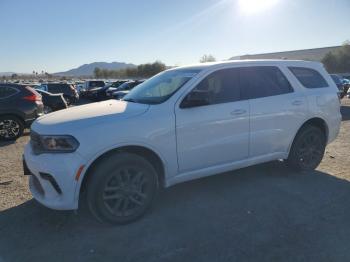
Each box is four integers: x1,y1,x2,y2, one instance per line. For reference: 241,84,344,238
32,100,149,134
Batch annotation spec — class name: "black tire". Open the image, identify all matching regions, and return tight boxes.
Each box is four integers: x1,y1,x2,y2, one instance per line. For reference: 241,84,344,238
86,152,158,224
0,115,24,141
287,125,326,171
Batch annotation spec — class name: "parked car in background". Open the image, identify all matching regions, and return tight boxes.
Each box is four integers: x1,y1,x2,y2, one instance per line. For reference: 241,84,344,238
75,82,85,94
112,80,144,100
82,80,106,100
342,78,350,96
39,83,79,105
105,80,130,97
0,84,43,140
24,60,341,224
35,89,68,114
330,74,345,98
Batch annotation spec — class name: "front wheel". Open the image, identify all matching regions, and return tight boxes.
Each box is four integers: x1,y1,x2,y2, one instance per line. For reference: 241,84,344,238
287,125,326,171
86,153,158,224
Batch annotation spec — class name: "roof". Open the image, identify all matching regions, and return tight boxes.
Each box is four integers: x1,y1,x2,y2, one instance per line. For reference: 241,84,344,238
170,59,323,71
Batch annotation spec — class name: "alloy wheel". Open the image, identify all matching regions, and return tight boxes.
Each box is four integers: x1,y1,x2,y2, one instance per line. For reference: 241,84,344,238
102,167,149,217
0,119,20,139
296,131,324,169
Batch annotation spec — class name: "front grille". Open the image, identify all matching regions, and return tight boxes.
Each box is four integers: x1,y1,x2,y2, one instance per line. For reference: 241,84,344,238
30,131,42,155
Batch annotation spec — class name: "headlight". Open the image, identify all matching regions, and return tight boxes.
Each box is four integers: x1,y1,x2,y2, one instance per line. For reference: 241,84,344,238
31,132,79,154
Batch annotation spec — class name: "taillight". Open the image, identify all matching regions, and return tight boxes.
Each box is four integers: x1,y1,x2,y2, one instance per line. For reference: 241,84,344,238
23,86,42,102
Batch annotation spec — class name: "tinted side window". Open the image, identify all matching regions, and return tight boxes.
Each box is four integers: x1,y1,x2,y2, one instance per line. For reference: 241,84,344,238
289,67,328,89
89,81,105,88
240,66,293,100
61,85,70,92
192,68,241,105
48,84,69,93
48,85,59,93
0,86,18,98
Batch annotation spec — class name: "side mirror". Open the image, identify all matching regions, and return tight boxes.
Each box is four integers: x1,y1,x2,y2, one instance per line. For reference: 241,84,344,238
180,90,210,108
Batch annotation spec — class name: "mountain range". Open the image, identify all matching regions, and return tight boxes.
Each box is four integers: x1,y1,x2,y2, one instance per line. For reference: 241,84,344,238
54,62,136,76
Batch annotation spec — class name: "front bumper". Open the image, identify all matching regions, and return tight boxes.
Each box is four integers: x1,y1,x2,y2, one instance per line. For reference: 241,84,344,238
23,143,85,210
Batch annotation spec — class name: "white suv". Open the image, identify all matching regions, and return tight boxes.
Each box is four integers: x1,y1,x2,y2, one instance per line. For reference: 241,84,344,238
24,60,341,224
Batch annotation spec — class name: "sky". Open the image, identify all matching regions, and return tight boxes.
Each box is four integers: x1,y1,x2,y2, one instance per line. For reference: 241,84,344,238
0,0,349,73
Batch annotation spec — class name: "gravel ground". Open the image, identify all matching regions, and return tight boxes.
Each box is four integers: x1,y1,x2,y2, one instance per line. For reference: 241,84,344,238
0,99,349,262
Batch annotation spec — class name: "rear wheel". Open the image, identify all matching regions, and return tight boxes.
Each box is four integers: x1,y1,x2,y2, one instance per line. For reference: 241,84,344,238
287,125,326,171
86,153,158,224
0,116,24,141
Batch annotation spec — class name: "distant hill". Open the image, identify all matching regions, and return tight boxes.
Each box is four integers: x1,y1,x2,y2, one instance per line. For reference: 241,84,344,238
54,62,136,76
230,46,342,61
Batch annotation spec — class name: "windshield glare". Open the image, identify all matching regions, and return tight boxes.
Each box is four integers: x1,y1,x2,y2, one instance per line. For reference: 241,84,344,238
123,69,201,104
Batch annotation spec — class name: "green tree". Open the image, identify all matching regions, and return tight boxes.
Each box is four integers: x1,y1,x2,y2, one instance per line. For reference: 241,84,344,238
322,42,350,73
94,67,102,78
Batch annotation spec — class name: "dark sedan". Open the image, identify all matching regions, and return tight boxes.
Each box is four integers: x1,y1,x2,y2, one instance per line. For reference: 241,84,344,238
105,80,130,97
0,84,44,140
330,74,346,98
111,80,144,100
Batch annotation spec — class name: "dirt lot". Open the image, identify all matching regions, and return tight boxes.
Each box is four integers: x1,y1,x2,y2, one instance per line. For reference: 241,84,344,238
0,100,350,262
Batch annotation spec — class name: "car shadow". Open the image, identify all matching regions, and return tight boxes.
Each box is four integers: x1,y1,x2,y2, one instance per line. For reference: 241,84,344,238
1,161,350,261
341,104,350,121
0,140,15,147
0,130,30,147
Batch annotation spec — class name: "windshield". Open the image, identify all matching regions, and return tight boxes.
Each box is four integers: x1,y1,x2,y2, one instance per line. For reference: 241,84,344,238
123,69,201,104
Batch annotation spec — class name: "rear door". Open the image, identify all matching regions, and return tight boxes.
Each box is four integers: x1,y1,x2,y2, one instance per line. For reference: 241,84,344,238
175,68,250,173
240,66,307,157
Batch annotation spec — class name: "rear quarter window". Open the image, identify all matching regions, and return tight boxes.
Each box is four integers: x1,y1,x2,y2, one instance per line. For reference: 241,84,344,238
289,67,328,89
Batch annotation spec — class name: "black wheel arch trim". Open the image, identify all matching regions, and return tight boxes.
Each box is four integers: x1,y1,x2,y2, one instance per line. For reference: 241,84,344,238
287,117,329,157
77,145,166,206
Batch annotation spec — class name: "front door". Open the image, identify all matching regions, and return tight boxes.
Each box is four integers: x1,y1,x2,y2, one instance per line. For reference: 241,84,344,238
175,68,250,173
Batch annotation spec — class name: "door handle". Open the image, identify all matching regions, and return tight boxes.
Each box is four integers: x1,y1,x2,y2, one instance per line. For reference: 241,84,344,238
231,109,247,116
292,100,303,106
